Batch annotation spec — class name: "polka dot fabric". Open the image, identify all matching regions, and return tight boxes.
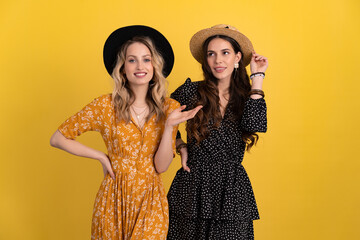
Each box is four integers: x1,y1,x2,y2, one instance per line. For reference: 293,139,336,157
168,217,254,240
167,78,267,239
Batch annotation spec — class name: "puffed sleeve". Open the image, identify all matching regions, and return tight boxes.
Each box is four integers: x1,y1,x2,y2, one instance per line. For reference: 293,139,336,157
58,95,108,139
171,78,199,139
170,78,199,107
165,98,181,156
240,98,267,133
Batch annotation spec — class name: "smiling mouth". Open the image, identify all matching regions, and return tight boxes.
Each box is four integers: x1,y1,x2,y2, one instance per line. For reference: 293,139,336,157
214,67,226,73
134,72,147,77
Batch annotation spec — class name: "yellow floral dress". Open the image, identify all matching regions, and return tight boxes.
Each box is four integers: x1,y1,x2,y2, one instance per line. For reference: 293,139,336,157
58,94,179,240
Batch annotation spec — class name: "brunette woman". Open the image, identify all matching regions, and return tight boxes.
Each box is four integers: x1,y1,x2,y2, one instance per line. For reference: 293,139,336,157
167,24,268,240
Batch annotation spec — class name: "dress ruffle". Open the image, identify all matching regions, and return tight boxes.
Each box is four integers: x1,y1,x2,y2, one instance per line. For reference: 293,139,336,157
168,143,259,221
168,78,267,222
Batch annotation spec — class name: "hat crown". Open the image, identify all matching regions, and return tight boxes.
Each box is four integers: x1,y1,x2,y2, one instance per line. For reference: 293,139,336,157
103,25,174,77
211,24,239,32
190,24,254,66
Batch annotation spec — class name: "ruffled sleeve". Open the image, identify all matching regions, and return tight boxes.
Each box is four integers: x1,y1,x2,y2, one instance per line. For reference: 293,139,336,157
240,98,267,133
58,95,109,139
164,98,181,156
170,78,199,107
171,78,199,140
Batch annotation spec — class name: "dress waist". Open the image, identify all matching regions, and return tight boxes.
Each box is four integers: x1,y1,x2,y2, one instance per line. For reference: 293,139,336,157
109,155,157,175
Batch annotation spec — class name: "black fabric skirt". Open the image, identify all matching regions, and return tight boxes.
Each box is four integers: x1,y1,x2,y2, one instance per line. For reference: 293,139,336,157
167,214,254,240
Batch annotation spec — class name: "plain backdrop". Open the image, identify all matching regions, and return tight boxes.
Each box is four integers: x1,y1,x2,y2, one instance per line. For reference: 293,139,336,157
1,0,359,239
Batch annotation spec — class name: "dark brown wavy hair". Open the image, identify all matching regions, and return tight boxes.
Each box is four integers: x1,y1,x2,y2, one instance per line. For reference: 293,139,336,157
187,35,258,151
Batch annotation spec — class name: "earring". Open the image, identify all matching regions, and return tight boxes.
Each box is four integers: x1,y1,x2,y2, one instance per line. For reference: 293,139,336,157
234,63,239,79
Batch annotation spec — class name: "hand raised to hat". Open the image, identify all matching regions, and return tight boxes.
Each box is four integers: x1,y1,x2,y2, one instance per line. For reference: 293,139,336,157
250,51,268,74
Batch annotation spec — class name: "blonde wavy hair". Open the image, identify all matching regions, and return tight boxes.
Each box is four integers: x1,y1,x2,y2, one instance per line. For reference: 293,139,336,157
111,36,167,123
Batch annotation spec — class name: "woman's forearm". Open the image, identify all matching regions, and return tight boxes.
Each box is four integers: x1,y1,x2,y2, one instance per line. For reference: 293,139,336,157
250,76,264,99
50,130,107,161
154,125,175,173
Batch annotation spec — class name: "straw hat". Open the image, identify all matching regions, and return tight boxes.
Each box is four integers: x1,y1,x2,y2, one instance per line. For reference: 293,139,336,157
103,25,174,77
190,24,254,66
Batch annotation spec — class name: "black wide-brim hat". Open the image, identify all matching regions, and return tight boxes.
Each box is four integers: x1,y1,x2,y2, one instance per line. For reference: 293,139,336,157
103,25,174,77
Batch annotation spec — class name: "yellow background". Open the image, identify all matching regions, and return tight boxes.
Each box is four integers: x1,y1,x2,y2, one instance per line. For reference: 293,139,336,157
1,0,359,239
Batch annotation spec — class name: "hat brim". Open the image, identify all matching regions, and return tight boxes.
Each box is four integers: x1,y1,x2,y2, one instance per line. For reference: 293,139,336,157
190,27,254,66
103,25,174,77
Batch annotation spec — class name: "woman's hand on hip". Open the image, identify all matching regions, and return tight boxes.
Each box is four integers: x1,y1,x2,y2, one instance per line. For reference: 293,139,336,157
179,146,190,172
98,154,115,180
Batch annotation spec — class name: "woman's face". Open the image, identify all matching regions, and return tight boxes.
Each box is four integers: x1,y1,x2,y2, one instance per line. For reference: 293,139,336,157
124,42,154,87
206,37,241,82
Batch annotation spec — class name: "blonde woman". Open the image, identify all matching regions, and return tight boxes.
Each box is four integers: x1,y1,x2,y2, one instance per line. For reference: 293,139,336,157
50,25,201,239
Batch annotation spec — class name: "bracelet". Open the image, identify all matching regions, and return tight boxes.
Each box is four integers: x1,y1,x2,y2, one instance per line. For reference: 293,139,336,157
249,89,265,98
176,143,187,155
250,72,265,80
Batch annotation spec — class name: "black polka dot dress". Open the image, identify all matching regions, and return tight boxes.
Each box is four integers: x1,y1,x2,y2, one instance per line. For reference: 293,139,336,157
167,78,267,240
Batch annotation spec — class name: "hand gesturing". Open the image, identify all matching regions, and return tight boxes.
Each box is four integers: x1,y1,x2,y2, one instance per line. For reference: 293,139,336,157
166,105,203,127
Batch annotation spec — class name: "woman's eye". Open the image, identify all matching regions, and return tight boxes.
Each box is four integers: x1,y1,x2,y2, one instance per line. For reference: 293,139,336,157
144,58,151,62
128,59,135,63
207,52,214,57
223,51,229,55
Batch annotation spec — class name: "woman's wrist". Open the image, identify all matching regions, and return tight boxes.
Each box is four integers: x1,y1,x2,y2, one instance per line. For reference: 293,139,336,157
96,151,108,163
250,72,264,89
251,79,263,90
176,143,187,155
163,124,175,135
250,72,265,79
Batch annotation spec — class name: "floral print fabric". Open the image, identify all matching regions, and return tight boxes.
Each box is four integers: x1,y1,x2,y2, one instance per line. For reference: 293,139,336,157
58,94,179,240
